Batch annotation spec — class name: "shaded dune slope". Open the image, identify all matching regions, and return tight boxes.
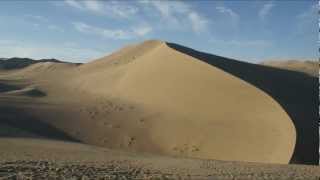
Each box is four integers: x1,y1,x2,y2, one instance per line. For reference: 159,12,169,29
0,79,78,141
0,103,78,141
167,42,318,165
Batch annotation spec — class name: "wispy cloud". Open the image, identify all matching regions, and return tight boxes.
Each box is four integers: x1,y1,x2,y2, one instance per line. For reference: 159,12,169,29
48,25,64,32
73,22,152,40
65,0,83,10
149,1,189,18
132,25,153,36
188,12,208,33
24,14,48,22
107,1,138,19
65,0,138,18
258,1,274,20
83,0,103,13
216,6,239,27
24,14,64,33
145,1,208,33
73,22,129,39
64,1,208,34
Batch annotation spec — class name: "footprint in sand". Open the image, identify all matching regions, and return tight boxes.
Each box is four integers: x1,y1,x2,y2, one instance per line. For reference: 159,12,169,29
125,137,136,147
106,124,113,128
191,145,200,152
139,118,145,123
172,145,200,154
101,139,108,144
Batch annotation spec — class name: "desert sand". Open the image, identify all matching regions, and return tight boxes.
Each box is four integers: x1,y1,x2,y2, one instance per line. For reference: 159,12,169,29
0,138,319,179
0,40,318,179
261,60,318,77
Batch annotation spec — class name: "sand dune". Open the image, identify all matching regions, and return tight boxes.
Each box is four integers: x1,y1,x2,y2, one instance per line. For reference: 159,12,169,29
0,40,316,166
261,60,318,77
0,57,73,70
167,42,318,165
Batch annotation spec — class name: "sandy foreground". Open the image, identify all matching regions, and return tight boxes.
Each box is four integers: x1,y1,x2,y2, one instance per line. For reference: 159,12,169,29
0,40,318,179
0,138,319,180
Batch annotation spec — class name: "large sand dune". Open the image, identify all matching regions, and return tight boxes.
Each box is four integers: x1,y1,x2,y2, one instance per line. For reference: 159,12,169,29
0,40,316,166
167,42,318,164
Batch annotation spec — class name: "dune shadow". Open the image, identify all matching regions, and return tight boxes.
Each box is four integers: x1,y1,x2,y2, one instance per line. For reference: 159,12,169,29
9,88,47,98
0,80,46,97
167,43,319,165
0,82,20,93
0,105,79,142
21,88,46,97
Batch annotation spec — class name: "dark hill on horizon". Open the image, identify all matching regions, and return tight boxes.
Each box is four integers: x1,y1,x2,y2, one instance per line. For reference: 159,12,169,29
0,57,80,70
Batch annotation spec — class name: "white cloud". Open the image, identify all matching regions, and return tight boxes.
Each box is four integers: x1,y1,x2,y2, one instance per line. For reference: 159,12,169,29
83,0,103,12
258,2,274,20
64,1,208,34
145,1,208,33
151,1,174,18
106,1,138,19
65,0,138,18
73,22,130,39
73,22,152,40
133,25,153,36
188,12,208,33
216,6,239,24
65,0,83,10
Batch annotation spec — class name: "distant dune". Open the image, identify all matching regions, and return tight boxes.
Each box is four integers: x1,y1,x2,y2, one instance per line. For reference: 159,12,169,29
261,60,318,77
0,57,79,70
0,40,317,168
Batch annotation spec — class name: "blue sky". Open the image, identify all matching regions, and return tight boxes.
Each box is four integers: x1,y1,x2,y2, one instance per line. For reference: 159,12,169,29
0,0,317,63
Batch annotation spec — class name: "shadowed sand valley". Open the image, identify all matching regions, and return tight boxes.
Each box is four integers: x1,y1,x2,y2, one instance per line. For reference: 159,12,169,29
0,40,319,179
